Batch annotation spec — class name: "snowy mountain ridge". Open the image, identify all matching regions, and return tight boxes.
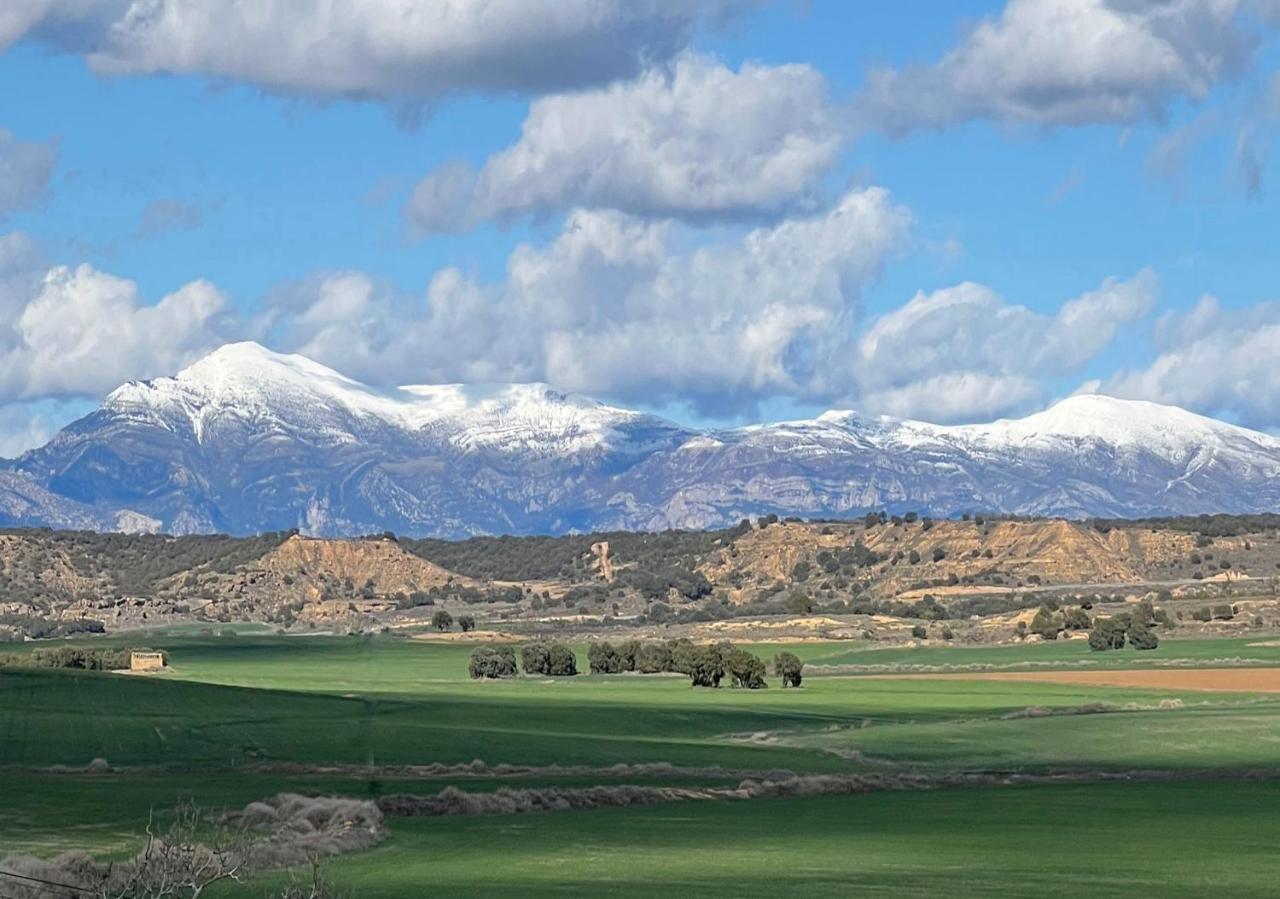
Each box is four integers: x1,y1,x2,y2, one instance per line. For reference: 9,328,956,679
2,342,1278,537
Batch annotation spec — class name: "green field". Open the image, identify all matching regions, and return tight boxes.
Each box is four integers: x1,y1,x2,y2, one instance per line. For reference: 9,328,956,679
5,634,1280,895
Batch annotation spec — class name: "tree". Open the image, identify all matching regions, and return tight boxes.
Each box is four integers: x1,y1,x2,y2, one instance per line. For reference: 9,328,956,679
521,641,551,675
1128,623,1160,651
1088,617,1128,651
547,642,578,676
726,648,767,689
431,610,453,632
457,614,476,633
587,641,623,674
1031,606,1060,640
687,644,727,688
785,591,814,615
1063,607,1092,630
637,641,673,673
911,624,928,639
617,640,641,672
469,645,517,678
668,638,698,675
773,651,803,688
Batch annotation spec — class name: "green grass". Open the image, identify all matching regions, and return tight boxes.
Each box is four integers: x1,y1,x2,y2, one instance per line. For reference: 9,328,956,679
226,781,1280,897
801,635,1280,669
7,633,1280,895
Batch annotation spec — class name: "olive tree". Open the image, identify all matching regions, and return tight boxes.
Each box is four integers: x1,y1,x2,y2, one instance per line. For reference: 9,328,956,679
773,651,804,688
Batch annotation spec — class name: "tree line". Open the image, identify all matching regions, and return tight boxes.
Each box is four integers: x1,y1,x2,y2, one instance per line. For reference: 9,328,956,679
468,640,802,689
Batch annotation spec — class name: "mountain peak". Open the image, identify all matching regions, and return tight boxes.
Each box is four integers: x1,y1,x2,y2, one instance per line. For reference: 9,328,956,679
175,341,356,388
21,346,1280,537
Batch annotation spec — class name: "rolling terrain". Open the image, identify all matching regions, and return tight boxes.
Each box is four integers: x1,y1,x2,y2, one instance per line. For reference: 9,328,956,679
3,514,1280,644
7,634,1280,896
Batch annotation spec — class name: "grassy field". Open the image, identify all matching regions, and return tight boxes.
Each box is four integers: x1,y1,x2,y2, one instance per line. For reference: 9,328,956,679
5,633,1280,895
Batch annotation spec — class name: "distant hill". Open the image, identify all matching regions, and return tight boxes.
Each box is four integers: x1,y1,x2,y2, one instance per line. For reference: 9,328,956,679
4,342,1280,537
2,514,1278,638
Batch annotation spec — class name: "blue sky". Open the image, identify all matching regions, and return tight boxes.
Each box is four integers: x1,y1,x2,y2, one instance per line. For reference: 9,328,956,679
0,0,1278,454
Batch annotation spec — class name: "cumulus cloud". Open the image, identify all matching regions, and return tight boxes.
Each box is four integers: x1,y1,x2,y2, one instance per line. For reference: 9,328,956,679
0,129,58,217
406,53,843,232
857,0,1252,134
1105,294,1280,427
272,187,913,413
850,271,1157,422
0,241,236,401
6,0,758,104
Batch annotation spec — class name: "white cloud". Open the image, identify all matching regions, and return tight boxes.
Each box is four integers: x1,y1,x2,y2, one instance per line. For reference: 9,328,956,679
851,271,1157,422
406,53,843,231
857,0,1251,134
6,0,758,104
0,250,234,401
273,187,913,413
1106,294,1280,427
0,129,58,217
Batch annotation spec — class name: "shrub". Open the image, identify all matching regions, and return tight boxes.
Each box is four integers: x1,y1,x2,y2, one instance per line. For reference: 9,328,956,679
911,624,927,639
773,651,803,688
468,645,517,679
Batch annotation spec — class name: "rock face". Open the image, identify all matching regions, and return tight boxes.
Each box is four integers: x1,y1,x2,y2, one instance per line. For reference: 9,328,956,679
4,342,1280,537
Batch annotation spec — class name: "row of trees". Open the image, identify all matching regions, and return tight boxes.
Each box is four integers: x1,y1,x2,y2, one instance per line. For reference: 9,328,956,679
587,639,803,689
0,646,166,670
431,610,475,632
466,639,805,689
468,641,578,679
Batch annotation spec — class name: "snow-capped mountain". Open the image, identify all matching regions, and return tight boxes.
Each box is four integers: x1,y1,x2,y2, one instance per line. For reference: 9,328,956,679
2,342,1278,537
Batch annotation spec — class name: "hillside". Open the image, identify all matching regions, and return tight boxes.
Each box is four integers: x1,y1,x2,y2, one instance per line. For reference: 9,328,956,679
3,514,1280,640
6,343,1280,536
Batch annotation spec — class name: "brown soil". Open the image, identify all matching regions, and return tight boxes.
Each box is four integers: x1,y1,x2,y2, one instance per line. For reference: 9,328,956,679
874,667,1280,692
697,518,1219,602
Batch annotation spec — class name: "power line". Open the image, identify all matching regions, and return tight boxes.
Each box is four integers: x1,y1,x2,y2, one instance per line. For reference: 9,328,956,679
0,867,94,895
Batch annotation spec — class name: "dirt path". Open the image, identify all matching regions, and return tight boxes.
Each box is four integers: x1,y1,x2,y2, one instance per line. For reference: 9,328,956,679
864,667,1280,692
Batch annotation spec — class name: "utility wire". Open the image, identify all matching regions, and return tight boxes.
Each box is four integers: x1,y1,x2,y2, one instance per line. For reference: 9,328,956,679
0,867,94,895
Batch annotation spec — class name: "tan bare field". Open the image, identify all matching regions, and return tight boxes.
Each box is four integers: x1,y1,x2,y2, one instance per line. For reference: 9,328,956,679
870,667,1280,692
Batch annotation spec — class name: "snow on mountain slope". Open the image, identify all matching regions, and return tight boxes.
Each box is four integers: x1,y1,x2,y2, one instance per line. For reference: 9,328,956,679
6,342,1280,537
104,342,686,456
